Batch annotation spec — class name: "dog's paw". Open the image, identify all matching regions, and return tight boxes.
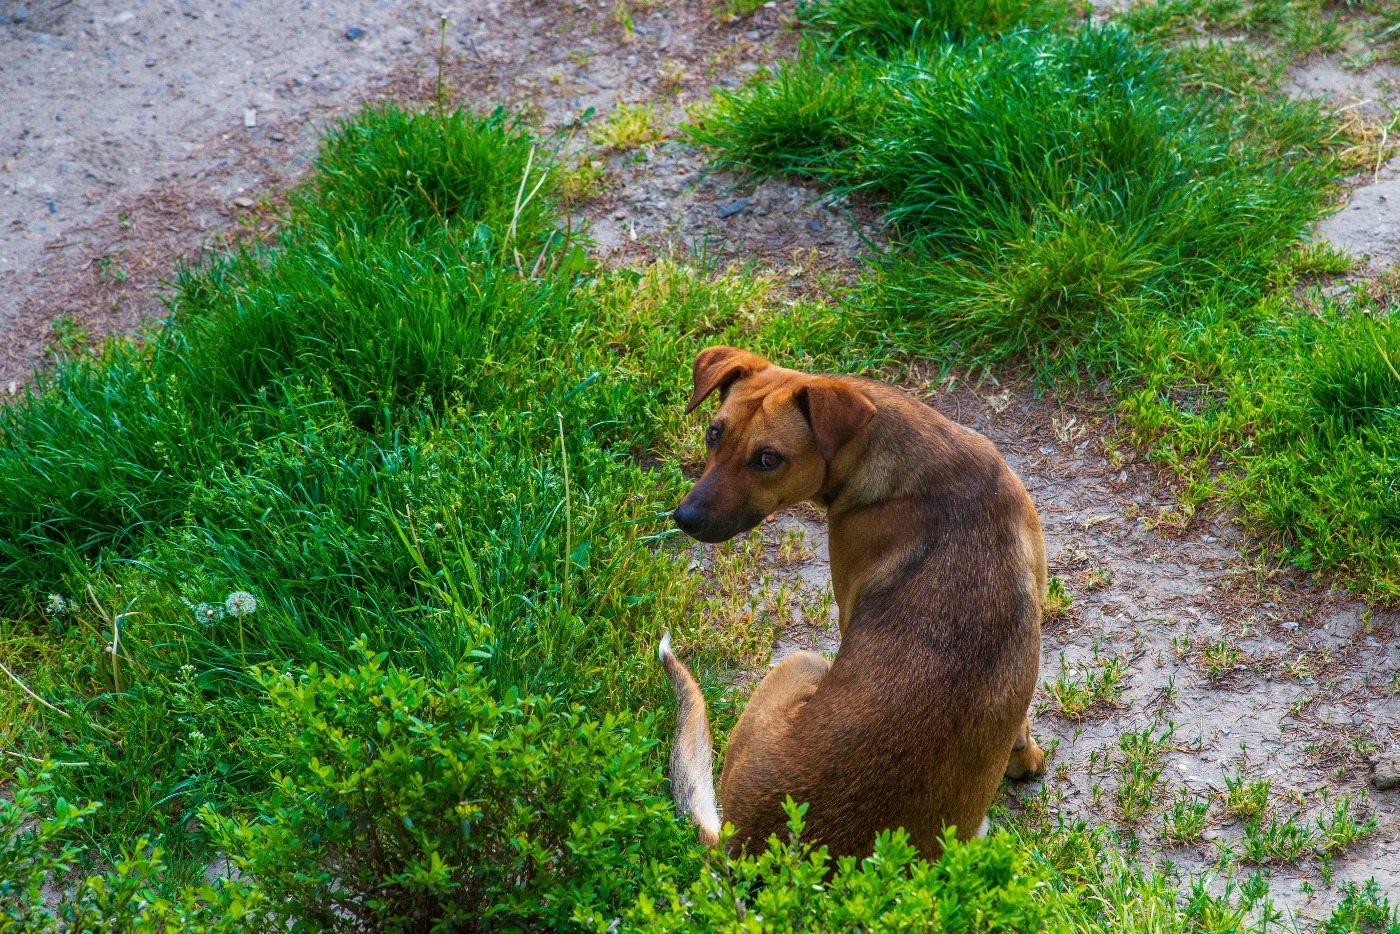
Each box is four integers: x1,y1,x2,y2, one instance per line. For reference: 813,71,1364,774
1004,741,1046,780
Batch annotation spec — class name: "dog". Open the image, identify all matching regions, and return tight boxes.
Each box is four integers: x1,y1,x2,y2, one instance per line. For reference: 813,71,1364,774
658,346,1046,860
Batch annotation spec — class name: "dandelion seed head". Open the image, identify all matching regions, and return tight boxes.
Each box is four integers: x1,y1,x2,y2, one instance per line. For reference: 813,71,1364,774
224,590,258,619
194,603,225,626
46,594,69,615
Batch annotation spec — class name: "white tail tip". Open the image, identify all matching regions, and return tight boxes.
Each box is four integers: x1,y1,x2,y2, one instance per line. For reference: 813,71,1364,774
658,631,672,661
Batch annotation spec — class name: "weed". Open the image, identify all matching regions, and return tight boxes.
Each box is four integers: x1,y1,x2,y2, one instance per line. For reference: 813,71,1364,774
1161,789,1211,844
562,153,608,201
591,102,664,151
1114,723,1172,825
1320,880,1400,934
1081,567,1111,592
720,0,768,19
1239,812,1314,865
1315,794,1378,855
612,0,635,40
96,255,127,284
1223,768,1271,821
1044,649,1127,720
47,315,89,357
1044,575,1073,621
1201,634,1243,679
776,526,813,565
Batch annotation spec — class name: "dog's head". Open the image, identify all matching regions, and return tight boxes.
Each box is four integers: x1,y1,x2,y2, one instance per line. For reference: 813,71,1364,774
674,346,876,543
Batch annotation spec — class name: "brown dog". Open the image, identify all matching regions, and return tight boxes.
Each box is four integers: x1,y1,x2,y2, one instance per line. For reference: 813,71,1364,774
659,346,1046,859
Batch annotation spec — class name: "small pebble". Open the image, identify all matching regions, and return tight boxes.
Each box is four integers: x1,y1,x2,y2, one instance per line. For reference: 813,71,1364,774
716,198,749,218
243,109,257,128
345,26,365,40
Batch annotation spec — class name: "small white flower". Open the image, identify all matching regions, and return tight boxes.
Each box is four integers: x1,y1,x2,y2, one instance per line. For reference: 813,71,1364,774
224,591,258,619
188,730,206,742
194,603,226,626
46,594,69,615
105,643,116,654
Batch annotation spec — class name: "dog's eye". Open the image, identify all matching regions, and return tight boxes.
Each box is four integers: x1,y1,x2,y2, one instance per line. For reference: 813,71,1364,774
705,425,722,447
753,450,783,471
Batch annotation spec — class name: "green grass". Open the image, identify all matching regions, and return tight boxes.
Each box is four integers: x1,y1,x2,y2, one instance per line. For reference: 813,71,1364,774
796,0,1072,51
691,0,1400,598
694,26,1337,377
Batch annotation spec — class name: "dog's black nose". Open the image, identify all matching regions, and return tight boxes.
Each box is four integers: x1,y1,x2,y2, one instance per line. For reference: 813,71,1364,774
673,502,703,537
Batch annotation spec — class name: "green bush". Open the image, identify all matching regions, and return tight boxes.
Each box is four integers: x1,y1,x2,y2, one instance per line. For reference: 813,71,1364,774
0,766,254,933
205,647,690,932
607,802,1063,932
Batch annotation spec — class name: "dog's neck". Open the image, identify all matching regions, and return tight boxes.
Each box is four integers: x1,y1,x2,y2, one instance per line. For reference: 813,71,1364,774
814,386,998,635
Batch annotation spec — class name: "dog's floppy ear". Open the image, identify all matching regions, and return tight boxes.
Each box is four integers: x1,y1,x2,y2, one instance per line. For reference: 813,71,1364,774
685,346,771,415
795,379,876,462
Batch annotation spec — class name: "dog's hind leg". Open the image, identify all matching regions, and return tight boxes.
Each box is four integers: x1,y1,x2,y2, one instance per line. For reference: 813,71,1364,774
1004,712,1045,780
717,650,831,849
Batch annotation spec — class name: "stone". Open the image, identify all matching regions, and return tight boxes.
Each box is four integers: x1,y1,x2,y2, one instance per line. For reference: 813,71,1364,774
716,198,749,219
1372,753,1400,790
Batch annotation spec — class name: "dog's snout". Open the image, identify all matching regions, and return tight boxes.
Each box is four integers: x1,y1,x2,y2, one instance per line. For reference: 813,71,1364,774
673,501,705,537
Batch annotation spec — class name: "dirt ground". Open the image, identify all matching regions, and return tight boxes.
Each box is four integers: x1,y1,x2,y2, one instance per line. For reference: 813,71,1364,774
0,0,436,388
2,0,1396,924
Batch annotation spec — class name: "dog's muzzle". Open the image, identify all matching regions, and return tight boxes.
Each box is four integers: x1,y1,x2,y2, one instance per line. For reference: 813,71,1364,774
673,499,763,544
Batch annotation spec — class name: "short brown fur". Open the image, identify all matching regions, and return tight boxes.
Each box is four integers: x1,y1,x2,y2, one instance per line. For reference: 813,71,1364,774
662,347,1046,860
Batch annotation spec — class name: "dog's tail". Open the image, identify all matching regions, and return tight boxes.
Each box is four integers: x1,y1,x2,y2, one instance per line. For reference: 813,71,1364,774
657,632,721,847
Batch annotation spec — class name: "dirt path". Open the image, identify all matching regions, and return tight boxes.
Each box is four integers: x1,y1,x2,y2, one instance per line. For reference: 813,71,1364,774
0,0,436,388
2,0,1396,923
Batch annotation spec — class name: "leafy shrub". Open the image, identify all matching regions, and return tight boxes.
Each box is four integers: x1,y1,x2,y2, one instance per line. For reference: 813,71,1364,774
206,646,689,932
606,801,1063,932
0,767,252,933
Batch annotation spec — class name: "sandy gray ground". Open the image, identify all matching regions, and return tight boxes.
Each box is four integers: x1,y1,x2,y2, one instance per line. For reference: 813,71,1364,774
1292,56,1400,268
0,0,433,387
1,0,1397,925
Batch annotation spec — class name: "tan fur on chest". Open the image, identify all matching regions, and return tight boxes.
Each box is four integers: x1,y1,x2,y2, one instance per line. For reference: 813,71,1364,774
660,347,1046,861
